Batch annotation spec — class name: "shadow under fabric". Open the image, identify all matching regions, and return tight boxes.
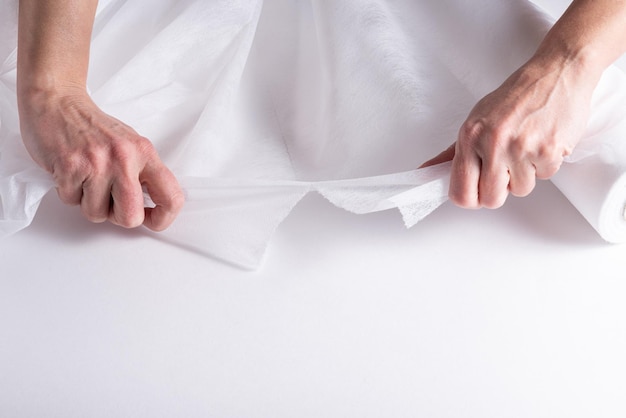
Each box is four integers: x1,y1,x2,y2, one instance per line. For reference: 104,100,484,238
1,0,626,269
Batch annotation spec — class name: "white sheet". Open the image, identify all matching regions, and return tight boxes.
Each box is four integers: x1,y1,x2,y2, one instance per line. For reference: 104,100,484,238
2,0,626,268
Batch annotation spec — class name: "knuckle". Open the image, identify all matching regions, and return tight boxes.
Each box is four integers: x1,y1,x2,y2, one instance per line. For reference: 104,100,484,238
508,136,528,160
535,142,555,161
536,164,559,180
510,183,534,198
112,208,144,229
480,193,506,209
125,218,144,229
562,145,573,158
534,142,565,180
85,147,111,174
458,120,485,149
535,138,566,164
133,136,158,160
56,186,80,206
449,190,478,209
82,208,108,223
136,136,157,154
170,189,186,212
487,126,510,154
479,180,508,209
111,182,144,228
53,153,87,179
471,125,510,161
110,139,136,166
110,135,158,171
148,216,171,232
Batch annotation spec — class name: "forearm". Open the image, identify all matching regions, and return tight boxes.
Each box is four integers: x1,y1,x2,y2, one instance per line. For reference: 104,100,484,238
17,0,98,96
534,0,626,82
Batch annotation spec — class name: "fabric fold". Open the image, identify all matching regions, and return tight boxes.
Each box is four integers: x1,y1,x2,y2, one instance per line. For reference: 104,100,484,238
2,0,626,269
148,162,451,269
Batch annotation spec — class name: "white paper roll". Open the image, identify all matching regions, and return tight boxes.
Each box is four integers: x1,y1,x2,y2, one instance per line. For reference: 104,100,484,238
553,153,626,244
550,62,626,243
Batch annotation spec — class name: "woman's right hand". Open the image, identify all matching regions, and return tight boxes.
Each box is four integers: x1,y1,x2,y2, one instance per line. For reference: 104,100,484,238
16,0,183,231
18,86,184,231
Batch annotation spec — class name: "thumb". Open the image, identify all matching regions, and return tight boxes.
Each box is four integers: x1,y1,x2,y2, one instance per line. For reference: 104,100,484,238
419,142,456,168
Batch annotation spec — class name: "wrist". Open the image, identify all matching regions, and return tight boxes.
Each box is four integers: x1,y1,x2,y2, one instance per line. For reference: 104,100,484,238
17,68,86,97
17,71,88,111
531,4,621,88
525,37,604,97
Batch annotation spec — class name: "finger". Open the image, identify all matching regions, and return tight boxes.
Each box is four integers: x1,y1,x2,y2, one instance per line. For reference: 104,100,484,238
419,142,456,168
508,162,536,198
55,183,83,206
140,162,184,232
534,158,563,180
80,175,112,223
53,167,84,206
108,173,145,228
449,143,482,209
478,159,510,209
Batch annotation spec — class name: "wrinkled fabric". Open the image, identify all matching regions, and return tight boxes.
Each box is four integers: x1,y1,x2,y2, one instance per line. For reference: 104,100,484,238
2,0,626,268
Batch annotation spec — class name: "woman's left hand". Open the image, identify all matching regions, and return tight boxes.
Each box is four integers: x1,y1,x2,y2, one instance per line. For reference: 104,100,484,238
422,54,596,209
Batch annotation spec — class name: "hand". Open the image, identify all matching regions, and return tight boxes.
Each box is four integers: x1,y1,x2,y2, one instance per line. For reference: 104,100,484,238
422,55,596,209
18,87,184,231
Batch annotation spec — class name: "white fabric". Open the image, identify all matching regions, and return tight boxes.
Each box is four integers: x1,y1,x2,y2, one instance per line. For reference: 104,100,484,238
1,0,626,269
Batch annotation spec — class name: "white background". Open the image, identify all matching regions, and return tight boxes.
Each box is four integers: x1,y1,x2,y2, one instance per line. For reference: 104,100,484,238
2,1,626,417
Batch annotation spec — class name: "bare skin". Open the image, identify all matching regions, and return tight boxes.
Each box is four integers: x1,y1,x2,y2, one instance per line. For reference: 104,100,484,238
422,0,626,209
16,0,184,231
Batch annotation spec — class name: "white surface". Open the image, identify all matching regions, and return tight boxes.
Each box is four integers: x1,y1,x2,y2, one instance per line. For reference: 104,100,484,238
3,0,626,416
2,179,626,417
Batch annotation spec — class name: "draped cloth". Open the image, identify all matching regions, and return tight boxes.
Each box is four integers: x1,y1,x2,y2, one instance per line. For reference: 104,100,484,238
2,0,626,268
